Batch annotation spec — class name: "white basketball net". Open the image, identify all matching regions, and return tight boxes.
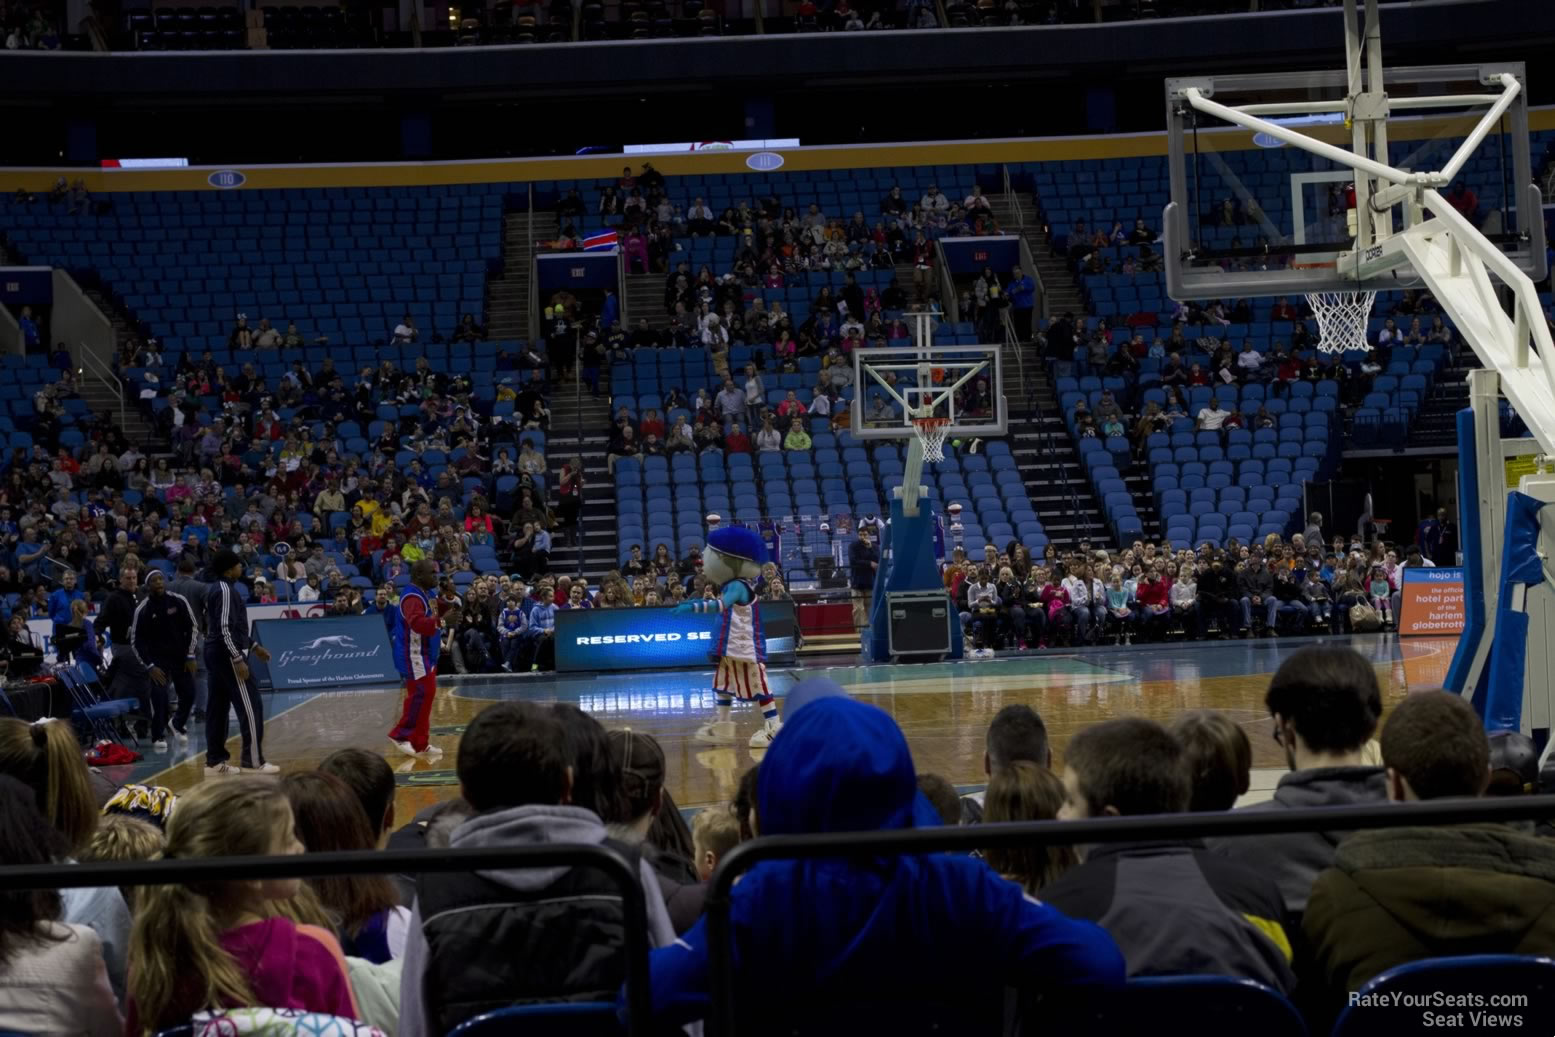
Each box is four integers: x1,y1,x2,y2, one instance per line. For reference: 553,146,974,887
1305,290,1377,355
912,416,951,463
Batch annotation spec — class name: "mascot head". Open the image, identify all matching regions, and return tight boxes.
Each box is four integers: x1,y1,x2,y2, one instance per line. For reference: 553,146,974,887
702,525,766,585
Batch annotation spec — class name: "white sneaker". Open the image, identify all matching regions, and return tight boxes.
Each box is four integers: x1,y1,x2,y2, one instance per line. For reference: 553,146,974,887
152,740,168,752
204,763,242,777
748,717,782,749
422,744,445,758
394,740,421,758
694,720,738,744
173,727,190,744
247,762,281,775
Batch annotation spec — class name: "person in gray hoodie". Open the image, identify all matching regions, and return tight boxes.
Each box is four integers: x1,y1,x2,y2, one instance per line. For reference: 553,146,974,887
1208,643,1387,913
397,702,676,1037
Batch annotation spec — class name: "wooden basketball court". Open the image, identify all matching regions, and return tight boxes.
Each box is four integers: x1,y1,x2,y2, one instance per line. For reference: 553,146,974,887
121,634,1455,821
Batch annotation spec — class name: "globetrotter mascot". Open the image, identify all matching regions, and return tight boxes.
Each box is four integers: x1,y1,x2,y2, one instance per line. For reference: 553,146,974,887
675,525,783,747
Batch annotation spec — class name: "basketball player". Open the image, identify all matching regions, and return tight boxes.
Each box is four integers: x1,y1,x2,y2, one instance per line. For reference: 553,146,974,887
389,559,445,759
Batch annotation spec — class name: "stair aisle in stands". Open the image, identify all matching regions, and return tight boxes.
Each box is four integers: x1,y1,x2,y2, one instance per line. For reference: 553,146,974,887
487,209,554,341
625,270,670,332
544,369,618,580
1019,365,1111,549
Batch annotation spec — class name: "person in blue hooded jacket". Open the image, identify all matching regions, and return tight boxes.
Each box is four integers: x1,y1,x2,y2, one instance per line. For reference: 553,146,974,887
642,693,1126,1028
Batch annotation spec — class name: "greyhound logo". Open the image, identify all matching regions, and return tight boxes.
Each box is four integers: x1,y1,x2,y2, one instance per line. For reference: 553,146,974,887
300,635,359,651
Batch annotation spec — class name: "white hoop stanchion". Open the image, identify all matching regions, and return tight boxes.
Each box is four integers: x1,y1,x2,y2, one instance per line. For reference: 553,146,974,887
912,416,951,463
1306,289,1377,355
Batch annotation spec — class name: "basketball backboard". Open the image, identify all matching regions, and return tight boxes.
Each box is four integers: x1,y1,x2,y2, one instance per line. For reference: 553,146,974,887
1163,61,1545,302
850,340,1008,441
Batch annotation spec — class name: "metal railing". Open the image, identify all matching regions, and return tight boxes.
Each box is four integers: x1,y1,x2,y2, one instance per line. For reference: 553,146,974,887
1001,163,1026,230
1001,165,1048,323
933,241,959,323
0,843,653,1033
704,793,1555,1035
78,339,127,432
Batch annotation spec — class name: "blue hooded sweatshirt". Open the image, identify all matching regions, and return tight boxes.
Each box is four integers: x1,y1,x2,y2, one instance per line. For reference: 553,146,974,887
643,697,1125,1026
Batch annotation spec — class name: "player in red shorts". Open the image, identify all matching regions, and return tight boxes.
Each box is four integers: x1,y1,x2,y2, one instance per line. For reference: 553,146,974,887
389,559,444,759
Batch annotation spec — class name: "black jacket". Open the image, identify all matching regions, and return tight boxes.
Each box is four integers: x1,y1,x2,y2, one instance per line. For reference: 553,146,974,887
414,824,644,1035
1198,567,1236,605
848,540,878,592
1041,839,1296,994
130,590,200,666
98,587,139,647
204,579,250,662
1237,567,1273,599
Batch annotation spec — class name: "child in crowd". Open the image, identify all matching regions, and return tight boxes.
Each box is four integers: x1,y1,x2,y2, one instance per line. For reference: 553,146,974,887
1169,709,1252,812
692,808,742,882
81,814,166,912
1105,575,1134,645
0,774,122,1037
1302,569,1333,630
126,781,361,1035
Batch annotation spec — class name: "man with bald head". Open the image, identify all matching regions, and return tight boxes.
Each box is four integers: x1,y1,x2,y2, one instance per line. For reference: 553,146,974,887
389,559,446,759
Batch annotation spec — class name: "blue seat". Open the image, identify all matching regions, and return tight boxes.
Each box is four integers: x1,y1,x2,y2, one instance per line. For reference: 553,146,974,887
1333,956,1555,1037
446,1002,621,1036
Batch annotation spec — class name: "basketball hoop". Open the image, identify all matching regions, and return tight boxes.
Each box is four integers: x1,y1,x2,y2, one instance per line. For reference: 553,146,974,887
912,415,951,463
1305,287,1376,356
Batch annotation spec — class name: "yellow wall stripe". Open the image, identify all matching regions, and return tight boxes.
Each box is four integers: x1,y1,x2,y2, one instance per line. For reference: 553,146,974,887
0,106,1549,194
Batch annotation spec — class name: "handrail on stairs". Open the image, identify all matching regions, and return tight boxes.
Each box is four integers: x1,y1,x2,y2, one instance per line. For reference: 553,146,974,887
1001,164,1025,230
1001,310,1093,546
77,340,126,434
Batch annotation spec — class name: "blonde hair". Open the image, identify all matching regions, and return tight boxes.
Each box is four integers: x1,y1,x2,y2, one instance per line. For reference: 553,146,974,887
127,781,292,1035
983,761,1077,894
691,807,741,863
0,718,96,854
81,815,165,911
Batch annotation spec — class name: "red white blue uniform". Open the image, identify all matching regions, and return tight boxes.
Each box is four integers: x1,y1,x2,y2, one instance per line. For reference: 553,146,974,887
712,578,769,700
389,587,442,751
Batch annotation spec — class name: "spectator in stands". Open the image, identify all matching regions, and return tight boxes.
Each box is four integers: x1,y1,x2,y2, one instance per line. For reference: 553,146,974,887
1446,181,1479,225
1195,555,1238,637
1170,709,1252,812
392,314,419,346
400,702,675,1037
281,770,408,964
1043,717,1295,992
1132,567,1170,641
715,377,745,426
1209,644,1386,911
1305,690,1555,1006
691,807,740,883
983,761,1075,893
318,748,398,850
686,197,716,237
959,703,1050,824
1195,396,1230,432
1062,562,1105,645
0,773,121,1037
1103,573,1134,644
1007,265,1035,342
644,695,1124,1027
125,779,359,1035
755,416,782,452
555,456,583,544
1237,555,1275,636
783,417,812,451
